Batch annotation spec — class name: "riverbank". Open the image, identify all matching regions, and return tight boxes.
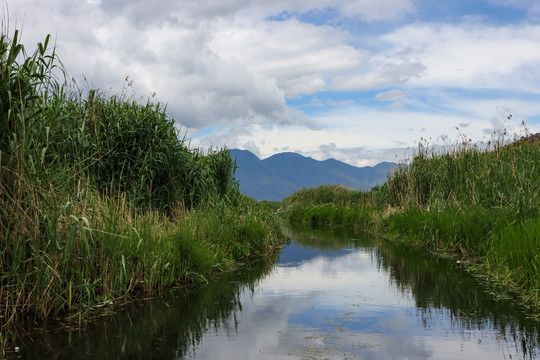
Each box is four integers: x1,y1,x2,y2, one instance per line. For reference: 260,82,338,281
9,221,539,359
280,132,540,314
0,28,286,348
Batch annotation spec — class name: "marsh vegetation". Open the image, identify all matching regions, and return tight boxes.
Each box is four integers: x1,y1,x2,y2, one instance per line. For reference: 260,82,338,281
10,222,539,359
1,24,538,358
281,128,540,312
0,27,285,347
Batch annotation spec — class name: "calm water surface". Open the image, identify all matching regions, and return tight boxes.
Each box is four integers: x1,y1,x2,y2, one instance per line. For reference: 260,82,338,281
12,223,540,359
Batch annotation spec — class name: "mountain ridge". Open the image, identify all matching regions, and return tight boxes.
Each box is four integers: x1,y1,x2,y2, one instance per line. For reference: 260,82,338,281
230,149,398,202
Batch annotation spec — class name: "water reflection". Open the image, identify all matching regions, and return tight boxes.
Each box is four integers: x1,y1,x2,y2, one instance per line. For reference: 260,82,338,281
379,241,540,359
11,223,540,359
10,257,277,359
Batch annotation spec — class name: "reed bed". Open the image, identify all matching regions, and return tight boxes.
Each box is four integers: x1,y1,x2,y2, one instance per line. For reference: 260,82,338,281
281,185,376,231
0,27,285,339
281,131,540,311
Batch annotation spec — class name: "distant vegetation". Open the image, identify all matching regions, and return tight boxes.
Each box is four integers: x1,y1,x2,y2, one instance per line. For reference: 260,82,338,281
0,28,285,338
281,129,540,312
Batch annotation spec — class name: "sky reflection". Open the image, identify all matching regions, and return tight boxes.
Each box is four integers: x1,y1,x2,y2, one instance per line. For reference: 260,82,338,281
11,226,538,359
184,233,539,360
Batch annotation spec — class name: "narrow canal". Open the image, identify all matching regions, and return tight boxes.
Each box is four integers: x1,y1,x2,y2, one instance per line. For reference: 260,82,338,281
11,223,540,359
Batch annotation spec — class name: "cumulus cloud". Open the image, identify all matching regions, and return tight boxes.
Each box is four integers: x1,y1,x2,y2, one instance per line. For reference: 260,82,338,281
381,22,540,91
10,0,403,131
209,18,369,98
6,0,540,166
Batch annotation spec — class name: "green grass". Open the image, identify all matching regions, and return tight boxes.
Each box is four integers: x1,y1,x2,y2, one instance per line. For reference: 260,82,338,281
285,203,376,232
0,28,286,332
280,132,540,311
483,217,540,303
282,184,372,208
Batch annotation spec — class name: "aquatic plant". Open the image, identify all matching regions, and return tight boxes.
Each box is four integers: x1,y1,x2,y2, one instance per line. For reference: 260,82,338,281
281,129,540,310
0,27,285,332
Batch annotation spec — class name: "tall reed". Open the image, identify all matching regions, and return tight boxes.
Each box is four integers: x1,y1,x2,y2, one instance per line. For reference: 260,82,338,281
281,129,540,310
0,28,285,331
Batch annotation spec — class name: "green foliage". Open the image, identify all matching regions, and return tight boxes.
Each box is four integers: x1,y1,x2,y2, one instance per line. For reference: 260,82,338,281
34,87,237,212
0,29,285,328
484,217,540,304
280,130,540,310
386,206,513,254
282,184,371,209
385,138,540,211
288,204,375,232
0,30,62,154
1,28,238,212
258,200,282,212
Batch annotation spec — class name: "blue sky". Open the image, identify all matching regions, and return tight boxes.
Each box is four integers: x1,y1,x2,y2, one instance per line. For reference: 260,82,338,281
7,0,540,165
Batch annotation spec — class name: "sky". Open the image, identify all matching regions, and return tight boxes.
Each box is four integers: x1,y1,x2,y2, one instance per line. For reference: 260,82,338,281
5,0,540,166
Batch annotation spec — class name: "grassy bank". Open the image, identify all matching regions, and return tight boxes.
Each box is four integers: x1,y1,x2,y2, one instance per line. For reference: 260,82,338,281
0,28,285,339
281,133,540,312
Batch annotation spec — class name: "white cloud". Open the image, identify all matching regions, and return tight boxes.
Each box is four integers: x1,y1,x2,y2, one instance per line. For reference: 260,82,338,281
209,18,369,98
8,0,396,131
381,23,540,91
330,61,426,91
191,105,496,166
242,141,262,157
9,1,297,129
375,89,407,101
6,1,540,167
447,98,540,120
193,89,540,165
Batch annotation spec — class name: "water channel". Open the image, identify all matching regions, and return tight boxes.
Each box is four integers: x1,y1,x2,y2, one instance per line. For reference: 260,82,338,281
10,223,540,359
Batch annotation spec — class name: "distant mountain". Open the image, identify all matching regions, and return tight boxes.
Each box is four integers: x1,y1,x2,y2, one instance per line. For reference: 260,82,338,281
229,149,398,202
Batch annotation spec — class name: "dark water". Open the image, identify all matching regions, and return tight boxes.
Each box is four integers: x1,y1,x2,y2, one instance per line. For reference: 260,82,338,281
9,223,540,359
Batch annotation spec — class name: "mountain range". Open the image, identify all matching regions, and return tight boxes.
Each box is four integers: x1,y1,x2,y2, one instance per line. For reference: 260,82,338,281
229,149,398,202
